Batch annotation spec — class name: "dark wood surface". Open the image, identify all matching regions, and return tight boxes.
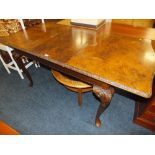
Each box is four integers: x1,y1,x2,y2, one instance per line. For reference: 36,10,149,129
0,21,155,98
1,21,155,127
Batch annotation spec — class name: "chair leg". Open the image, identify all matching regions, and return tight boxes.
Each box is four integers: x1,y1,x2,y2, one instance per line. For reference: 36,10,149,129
17,68,24,79
6,47,24,79
37,61,40,67
12,57,24,79
78,91,83,106
0,55,11,74
34,61,40,68
15,55,33,87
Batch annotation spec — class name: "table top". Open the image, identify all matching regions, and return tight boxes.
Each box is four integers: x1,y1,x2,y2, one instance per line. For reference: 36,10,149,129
0,21,155,98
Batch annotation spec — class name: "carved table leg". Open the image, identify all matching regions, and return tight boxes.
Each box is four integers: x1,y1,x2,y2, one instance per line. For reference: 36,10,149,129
93,85,114,127
14,54,33,87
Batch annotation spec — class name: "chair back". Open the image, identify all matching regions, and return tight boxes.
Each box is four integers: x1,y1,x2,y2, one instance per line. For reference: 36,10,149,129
19,19,44,29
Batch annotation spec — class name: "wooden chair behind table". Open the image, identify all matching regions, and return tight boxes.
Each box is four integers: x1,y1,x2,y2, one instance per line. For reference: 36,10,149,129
0,19,42,79
51,70,92,106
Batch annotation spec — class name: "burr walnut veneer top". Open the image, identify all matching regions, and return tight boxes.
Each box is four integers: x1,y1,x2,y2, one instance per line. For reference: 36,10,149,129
1,21,155,98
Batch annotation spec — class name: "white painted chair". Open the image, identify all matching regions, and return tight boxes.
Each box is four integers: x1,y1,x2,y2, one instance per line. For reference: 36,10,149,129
0,19,44,79
0,45,24,79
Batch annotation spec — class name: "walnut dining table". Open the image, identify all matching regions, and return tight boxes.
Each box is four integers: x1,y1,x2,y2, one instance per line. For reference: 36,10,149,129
0,21,155,128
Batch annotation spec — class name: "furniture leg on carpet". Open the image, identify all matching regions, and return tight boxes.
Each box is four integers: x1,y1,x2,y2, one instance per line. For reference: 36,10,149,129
93,85,115,127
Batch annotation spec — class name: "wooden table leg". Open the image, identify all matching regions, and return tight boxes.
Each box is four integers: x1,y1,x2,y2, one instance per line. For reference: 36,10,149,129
14,54,33,87
93,85,115,127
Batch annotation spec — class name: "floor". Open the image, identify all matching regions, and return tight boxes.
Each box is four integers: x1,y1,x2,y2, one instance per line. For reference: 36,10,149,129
0,63,154,134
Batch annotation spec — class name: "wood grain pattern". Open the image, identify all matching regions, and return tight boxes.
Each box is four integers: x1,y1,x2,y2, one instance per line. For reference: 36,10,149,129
112,19,154,28
0,21,155,98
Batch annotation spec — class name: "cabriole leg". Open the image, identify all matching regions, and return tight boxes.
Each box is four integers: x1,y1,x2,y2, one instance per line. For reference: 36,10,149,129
93,85,114,127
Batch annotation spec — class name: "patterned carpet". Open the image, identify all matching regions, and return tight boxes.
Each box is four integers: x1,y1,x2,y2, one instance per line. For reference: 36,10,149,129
0,63,154,134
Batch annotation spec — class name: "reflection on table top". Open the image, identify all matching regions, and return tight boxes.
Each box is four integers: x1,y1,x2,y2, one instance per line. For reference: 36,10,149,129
0,21,155,98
